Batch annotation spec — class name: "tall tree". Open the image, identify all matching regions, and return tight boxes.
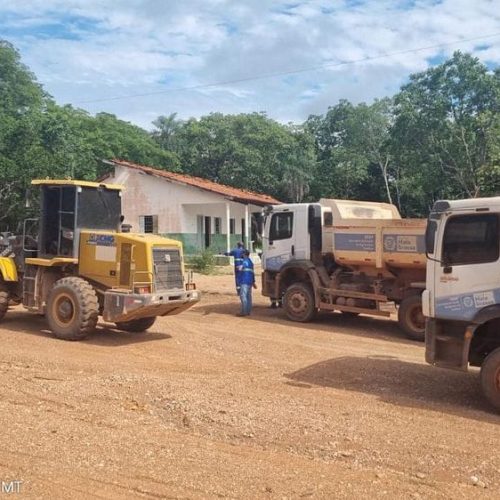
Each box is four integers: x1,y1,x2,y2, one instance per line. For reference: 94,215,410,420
306,100,390,203
392,51,500,214
0,40,181,230
151,113,183,151
169,112,316,202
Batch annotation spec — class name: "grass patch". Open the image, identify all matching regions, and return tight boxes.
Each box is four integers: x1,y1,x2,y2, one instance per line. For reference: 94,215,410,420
188,250,216,274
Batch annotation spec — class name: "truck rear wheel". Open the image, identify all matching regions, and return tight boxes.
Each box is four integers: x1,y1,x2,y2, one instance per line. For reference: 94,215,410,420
115,317,156,332
0,284,9,321
284,283,316,322
398,294,425,342
46,277,99,340
480,347,500,411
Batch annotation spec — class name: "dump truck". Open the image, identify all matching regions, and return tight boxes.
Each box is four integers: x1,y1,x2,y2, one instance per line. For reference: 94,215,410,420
261,199,427,340
0,180,200,340
424,197,500,410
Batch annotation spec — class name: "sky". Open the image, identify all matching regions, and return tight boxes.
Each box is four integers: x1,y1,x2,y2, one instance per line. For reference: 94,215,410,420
1,0,499,130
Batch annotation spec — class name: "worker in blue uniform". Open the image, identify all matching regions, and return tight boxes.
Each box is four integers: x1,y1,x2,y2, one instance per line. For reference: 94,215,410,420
237,250,257,316
225,241,245,294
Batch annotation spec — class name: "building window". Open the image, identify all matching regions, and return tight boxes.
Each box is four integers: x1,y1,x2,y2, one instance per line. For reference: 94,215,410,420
139,215,158,234
230,218,235,234
214,217,222,235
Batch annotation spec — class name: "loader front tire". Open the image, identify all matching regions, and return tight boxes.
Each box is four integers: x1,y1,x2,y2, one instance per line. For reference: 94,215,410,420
115,317,156,332
0,284,9,321
47,277,98,341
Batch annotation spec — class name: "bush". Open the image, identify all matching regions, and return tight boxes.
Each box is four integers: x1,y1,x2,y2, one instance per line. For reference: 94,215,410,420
190,249,216,274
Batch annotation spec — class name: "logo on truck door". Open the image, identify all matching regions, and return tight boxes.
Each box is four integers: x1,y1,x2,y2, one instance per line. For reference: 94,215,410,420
265,253,291,271
436,289,500,320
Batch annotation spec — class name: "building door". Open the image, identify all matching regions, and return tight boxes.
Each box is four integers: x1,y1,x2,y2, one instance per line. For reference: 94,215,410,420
204,216,211,248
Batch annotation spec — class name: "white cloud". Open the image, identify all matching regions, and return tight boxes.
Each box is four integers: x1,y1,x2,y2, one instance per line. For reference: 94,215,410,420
1,0,499,128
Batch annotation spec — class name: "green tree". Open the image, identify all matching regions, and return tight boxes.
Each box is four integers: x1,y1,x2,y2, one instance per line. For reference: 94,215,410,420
0,39,180,229
392,51,500,214
151,113,184,151
306,100,390,203
0,40,48,228
169,112,315,202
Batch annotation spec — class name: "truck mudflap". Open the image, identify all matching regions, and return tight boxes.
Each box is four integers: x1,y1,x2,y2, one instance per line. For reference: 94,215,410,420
103,289,201,323
425,318,473,371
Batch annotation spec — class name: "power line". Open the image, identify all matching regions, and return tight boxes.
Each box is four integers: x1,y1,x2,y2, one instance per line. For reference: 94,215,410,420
75,32,500,104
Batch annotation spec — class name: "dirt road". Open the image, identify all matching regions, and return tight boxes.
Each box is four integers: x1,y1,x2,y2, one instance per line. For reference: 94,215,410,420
0,272,499,499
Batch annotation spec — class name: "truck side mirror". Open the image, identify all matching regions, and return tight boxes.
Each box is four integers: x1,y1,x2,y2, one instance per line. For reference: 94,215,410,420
425,220,437,256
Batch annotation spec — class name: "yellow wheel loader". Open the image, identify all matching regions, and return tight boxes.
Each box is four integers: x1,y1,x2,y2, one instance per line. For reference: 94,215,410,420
0,180,200,340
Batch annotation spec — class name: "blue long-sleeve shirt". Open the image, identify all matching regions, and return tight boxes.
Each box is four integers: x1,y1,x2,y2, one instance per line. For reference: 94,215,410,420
225,247,245,268
238,257,255,286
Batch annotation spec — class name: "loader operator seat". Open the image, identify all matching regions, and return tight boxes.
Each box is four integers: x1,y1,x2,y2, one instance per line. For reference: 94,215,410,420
46,229,73,256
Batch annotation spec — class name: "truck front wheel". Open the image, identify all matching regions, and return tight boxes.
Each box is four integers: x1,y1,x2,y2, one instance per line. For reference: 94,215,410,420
480,347,500,411
115,317,156,332
284,283,316,322
46,277,99,340
398,294,425,342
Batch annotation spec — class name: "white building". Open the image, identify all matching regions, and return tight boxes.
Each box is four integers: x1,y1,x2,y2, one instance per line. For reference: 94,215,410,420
101,159,280,254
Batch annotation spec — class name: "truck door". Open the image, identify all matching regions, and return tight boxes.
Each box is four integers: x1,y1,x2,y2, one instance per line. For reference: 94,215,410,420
263,205,309,271
433,212,500,322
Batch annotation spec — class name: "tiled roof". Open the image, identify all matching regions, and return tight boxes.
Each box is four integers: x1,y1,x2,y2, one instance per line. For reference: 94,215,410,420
104,159,281,206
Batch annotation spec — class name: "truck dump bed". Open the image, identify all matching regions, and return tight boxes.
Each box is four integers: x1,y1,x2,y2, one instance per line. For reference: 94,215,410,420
319,199,427,273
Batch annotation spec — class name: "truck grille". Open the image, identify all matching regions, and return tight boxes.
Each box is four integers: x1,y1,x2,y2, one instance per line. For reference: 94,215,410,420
152,248,184,291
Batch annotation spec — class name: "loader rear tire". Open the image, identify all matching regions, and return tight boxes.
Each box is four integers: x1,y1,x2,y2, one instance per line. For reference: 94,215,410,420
480,347,500,412
0,285,9,321
46,277,98,341
284,283,317,323
115,317,156,332
398,294,425,342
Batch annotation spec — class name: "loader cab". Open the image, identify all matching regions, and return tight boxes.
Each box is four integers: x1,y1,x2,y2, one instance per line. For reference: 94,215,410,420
33,180,123,259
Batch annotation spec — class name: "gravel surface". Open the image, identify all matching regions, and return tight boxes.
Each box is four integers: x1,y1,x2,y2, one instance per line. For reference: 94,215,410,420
0,271,499,499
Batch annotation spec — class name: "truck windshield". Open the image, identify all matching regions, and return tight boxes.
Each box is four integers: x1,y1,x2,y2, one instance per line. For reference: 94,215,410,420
442,213,499,266
77,187,122,230
270,212,293,241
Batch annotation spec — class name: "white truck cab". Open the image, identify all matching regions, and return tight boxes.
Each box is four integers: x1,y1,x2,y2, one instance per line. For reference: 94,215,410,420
425,197,500,410
262,204,311,272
